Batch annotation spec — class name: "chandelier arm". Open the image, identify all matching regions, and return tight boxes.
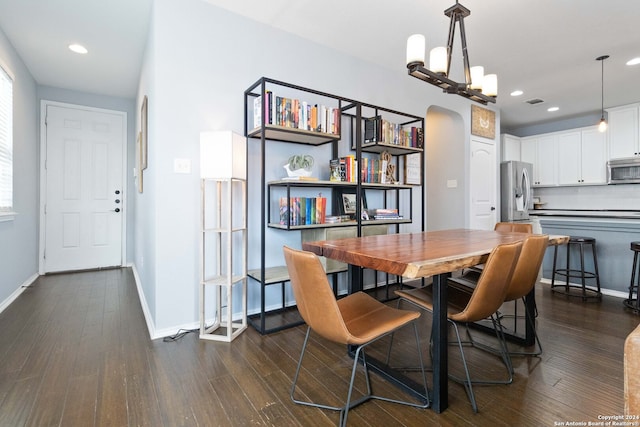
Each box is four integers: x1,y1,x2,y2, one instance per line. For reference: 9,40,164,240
445,12,457,78
458,15,472,87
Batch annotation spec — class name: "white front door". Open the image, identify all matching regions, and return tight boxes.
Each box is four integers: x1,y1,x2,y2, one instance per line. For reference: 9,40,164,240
470,138,497,230
42,103,125,273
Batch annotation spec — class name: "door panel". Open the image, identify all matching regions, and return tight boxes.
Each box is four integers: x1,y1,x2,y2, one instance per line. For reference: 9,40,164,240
44,104,124,272
470,139,496,230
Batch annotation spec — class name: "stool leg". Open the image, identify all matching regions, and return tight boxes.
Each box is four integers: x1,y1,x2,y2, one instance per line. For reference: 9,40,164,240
551,245,559,288
565,242,571,293
633,251,640,311
628,251,636,301
578,243,586,300
591,242,602,296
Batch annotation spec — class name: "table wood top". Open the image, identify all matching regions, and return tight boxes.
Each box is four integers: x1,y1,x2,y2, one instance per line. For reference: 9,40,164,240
301,228,569,279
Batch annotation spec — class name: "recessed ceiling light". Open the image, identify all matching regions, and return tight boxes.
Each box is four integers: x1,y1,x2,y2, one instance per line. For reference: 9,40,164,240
68,44,88,54
547,107,559,112
510,90,524,97
627,57,640,66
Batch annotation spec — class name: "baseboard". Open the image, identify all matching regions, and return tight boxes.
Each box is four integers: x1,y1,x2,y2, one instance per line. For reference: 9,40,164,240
539,277,627,299
129,263,159,340
0,273,39,314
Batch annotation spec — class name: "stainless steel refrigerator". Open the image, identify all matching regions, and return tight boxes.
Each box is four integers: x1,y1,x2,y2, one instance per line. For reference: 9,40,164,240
500,161,533,221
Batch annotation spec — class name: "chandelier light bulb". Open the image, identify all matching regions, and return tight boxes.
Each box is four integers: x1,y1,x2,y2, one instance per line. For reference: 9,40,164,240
430,47,448,75
470,66,484,90
406,34,426,66
482,74,498,97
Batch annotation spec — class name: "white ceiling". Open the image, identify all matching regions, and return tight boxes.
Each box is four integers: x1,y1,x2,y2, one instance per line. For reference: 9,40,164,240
0,0,639,130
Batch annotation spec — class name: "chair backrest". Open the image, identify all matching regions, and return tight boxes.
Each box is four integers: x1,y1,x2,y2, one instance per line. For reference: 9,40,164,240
283,246,351,344
494,222,533,233
449,241,522,323
504,234,549,301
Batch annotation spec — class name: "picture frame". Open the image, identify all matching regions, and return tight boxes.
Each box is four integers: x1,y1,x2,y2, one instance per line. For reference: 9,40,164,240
140,95,148,170
137,131,144,193
471,104,496,139
335,187,367,218
404,153,422,185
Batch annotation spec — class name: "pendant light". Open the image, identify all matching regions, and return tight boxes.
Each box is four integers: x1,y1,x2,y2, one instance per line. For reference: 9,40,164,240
405,1,496,105
596,55,609,133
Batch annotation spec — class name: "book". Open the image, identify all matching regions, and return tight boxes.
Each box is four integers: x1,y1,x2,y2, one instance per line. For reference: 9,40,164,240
253,95,262,128
279,197,289,225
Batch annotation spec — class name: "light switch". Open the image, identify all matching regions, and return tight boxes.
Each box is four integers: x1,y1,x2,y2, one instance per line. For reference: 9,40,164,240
447,179,458,188
174,158,191,174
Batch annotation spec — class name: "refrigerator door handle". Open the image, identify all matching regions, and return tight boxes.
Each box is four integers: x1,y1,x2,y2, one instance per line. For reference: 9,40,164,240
522,167,531,210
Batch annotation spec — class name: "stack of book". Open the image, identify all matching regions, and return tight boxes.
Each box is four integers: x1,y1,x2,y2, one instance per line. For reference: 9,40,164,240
364,116,423,148
329,156,357,182
254,92,340,135
279,196,327,226
372,208,402,220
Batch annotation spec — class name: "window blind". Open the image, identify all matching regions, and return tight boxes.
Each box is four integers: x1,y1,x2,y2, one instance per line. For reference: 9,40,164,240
0,64,13,212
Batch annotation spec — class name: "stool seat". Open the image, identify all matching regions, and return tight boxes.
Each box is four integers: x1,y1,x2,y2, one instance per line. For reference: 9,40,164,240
624,242,640,313
570,236,596,244
551,235,602,301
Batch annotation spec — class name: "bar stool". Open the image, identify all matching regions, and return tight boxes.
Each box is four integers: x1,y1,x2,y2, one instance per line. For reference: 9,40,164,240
551,236,602,301
624,242,640,313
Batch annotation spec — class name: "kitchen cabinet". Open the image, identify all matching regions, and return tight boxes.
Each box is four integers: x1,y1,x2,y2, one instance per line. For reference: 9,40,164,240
521,135,557,186
607,104,640,159
501,133,521,162
557,127,607,185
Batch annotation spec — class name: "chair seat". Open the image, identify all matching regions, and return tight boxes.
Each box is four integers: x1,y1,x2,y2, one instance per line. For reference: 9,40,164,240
337,292,420,345
395,285,472,318
632,242,640,252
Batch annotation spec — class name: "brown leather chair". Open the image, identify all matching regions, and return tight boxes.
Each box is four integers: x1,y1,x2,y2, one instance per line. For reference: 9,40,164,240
452,235,549,357
283,246,429,426
494,222,533,233
464,222,532,277
395,240,523,412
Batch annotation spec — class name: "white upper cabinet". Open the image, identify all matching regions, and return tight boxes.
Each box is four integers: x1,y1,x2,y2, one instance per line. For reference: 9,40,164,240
557,127,607,185
521,135,557,186
501,134,521,162
607,104,640,159
580,127,607,184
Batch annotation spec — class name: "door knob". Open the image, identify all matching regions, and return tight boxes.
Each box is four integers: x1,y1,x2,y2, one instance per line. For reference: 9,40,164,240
115,190,120,194
114,208,120,213
115,199,120,203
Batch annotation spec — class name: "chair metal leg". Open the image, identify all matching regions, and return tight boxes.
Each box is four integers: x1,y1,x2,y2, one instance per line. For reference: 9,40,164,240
449,321,478,412
292,324,429,425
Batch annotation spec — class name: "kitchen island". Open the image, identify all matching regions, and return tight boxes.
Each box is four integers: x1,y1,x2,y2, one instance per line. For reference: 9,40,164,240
530,210,640,296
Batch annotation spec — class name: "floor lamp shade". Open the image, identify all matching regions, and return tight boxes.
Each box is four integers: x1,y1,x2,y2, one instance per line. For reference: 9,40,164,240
200,131,246,179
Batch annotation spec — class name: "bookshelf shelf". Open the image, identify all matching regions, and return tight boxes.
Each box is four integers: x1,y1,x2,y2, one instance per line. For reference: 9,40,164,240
248,125,339,145
244,77,424,335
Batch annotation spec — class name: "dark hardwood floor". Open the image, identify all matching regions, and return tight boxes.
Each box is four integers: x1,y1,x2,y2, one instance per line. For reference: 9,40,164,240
0,267,638,426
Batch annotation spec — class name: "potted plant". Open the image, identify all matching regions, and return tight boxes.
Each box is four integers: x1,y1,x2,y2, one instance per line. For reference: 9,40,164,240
284,154,314,177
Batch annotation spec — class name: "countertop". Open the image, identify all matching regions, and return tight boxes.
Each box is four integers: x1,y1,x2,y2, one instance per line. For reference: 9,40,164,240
529,209,640,219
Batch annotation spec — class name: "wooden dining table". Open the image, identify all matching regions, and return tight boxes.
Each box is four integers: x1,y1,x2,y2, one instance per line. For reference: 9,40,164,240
302,228,569,413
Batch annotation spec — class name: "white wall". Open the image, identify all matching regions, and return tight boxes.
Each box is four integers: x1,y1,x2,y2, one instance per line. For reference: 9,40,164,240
136,0,500,333
0,26,38,307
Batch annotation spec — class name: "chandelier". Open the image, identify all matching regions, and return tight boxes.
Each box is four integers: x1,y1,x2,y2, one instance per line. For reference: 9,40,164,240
406,1,497,105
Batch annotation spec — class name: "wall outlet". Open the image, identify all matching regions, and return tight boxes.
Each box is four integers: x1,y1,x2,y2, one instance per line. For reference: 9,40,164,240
447,179,458,188
174,158,191,174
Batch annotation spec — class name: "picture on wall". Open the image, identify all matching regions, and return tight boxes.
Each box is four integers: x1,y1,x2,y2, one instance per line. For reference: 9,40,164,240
471,104,496,139
141,95,148,170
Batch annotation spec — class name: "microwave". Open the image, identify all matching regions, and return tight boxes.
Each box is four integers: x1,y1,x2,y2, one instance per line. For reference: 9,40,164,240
607,157,640,184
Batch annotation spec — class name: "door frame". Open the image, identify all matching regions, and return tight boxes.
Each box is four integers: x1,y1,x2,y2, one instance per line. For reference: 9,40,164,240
38,100,128,274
